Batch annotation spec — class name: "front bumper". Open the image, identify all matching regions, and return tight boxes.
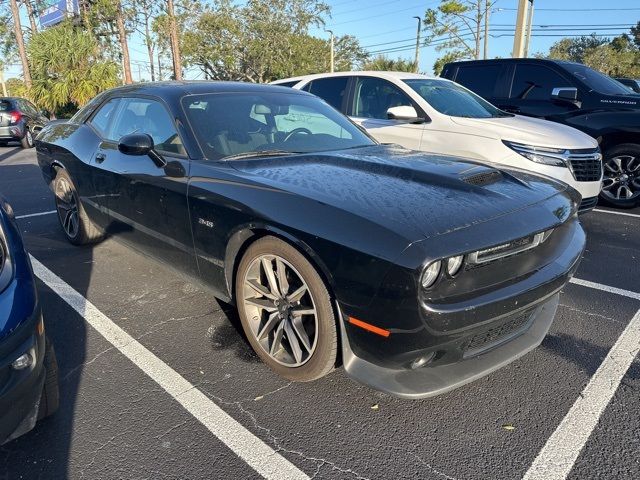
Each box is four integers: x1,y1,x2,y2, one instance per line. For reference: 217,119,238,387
340,294,558,399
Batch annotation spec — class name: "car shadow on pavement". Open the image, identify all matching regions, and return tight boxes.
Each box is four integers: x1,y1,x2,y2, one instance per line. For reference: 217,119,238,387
0,161,91,479
211,298,260,364
542,332,609,376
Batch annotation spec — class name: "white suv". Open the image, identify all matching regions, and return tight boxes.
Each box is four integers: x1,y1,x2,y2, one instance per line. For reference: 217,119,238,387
272,71,603,212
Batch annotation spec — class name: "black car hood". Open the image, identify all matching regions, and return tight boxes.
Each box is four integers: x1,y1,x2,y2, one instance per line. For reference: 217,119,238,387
229,145,571,242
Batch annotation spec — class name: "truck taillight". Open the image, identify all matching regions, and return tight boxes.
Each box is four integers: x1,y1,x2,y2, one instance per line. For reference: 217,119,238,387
9,111,22,124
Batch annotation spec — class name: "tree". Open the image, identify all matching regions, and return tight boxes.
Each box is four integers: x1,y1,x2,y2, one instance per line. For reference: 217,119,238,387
22,1,38,35
362,56,416,72
9,0,32,88
423,0,492,73
631,21,640,49
115,0,132,83
133,0,159,81
546,35,608,63
334,35,368,72
27,22,118,115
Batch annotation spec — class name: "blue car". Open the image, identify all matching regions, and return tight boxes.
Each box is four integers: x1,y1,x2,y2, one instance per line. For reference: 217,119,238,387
0,197,58,444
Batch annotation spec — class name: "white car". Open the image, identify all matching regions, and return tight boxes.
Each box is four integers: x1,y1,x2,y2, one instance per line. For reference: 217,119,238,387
272,71,603,212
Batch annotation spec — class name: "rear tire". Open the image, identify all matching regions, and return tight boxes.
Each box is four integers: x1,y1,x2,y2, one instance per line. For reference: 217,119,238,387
53,169,103,245
20,129,33,149
600,143,640,208
37,340,59,420
235,236,337,382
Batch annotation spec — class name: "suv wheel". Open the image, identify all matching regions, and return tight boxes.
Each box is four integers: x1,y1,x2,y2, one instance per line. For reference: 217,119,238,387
20,129,34,149
600,144,640,208
235,236,337,381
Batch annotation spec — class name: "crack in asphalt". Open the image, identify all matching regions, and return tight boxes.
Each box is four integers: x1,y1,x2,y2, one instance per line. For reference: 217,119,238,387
558,303,627,326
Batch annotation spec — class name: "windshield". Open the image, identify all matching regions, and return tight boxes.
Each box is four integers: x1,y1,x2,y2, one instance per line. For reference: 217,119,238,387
182,92,375,160
560,63,632,96
403,79,510,118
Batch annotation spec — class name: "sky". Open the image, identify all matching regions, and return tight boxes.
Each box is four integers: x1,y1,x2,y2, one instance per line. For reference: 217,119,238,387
5,0,640,80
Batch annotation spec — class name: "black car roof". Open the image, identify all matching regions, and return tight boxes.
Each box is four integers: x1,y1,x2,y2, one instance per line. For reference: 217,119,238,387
102,81,312,99
446,58,578,68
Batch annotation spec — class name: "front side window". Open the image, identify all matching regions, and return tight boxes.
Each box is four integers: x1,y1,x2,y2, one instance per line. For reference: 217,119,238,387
88,98,120,137
510,64,572,100
352,77,413,119
109,98,185,155
404,79,510,118
182,92,375,160
304,77,350,110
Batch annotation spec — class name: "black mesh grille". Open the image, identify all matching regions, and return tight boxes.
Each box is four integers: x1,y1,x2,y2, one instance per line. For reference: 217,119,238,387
579,197,598,212
464,309,533,355
462,170,502,186
569,153,602,182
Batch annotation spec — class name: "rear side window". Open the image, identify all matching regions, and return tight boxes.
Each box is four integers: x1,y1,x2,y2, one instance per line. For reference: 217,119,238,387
89,98,120,137
454,64,502,99
304,77,349,111
510,64,572,100
274,81,299,88
0,100,12,112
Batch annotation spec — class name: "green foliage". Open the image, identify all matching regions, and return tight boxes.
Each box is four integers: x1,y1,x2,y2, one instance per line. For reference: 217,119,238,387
179,0,367,82
362,56,416,73
27,22,119,115
423,0,487,73
432,50,466,75
543,31,640,78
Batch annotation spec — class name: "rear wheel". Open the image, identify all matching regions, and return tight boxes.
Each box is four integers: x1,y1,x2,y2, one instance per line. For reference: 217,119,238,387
20,129,33,149
37,340,59,420
54,169,102,245
235,236,337,381
600,143,640,208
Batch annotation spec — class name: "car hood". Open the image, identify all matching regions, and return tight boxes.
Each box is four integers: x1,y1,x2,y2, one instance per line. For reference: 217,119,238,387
229,145,573,243
449,114,598,149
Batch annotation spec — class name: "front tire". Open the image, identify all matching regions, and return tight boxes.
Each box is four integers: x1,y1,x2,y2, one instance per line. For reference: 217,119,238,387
600,143,640,208
53,169,102,245
235,236,337,382
20,129,33,149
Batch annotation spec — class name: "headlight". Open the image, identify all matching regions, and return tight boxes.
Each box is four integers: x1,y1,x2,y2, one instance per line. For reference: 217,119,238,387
446,255,464,277
421,261,441,289
503,140,568,167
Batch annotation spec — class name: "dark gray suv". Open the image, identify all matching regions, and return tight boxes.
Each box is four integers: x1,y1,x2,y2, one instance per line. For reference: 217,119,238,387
0,98,49,149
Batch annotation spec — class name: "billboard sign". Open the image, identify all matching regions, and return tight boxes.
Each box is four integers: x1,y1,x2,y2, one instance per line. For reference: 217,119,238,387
39,0,80,29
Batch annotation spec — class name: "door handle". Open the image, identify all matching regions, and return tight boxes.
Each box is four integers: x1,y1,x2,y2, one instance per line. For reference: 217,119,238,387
95,153,106,164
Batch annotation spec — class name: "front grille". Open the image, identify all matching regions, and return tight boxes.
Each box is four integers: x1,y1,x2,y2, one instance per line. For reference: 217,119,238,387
579,196,598,212
464,309,534,356
568,149,602,182
462,170,503,186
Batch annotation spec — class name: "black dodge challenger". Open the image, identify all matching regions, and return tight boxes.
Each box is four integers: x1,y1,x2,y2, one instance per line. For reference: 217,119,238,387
35,82,585,398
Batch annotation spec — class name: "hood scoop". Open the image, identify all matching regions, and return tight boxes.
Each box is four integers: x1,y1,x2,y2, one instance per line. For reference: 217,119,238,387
462,169,503,186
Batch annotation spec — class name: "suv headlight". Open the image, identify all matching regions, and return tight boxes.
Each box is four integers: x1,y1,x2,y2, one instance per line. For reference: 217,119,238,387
503,140,568,167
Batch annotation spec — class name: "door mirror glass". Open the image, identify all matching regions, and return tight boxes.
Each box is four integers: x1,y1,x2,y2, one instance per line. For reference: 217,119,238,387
551,87,578,102
386,105,422,123
118,133,154,156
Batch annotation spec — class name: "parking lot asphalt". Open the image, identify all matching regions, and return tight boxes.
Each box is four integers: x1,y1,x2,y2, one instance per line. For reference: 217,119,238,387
0,146,639,480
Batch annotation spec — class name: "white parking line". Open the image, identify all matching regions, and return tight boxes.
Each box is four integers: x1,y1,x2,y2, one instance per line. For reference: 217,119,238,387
30,255,309,480
523,309,640,480
15,210,56,219
569,278,640,301
593,208,640,219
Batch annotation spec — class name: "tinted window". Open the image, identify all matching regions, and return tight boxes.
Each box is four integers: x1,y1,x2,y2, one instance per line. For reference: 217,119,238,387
0,100,12,112
182,92,374,160
304,77,349,110
454,64,502,98
404,79,509,118
89,98,120,137
560,63,632,96
353,77,413,119
510,64,572,100
110,98,185,155
273,81,299,88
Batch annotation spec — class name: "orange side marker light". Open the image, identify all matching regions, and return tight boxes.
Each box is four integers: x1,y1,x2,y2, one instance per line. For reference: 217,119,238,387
348,316,390,338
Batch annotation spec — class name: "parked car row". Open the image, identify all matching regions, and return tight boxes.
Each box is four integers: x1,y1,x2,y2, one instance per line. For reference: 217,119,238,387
273,71,603,212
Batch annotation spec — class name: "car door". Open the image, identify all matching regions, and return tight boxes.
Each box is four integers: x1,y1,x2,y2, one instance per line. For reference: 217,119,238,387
499,63,577,118
347,76,425,150
90,96,198,277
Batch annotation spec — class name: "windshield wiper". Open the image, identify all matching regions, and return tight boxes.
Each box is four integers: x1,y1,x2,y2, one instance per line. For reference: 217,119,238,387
221,149,302,161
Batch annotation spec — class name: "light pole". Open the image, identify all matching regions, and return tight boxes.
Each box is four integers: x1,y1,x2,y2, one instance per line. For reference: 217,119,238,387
483,0,490,59
523,1,535,57
413,16,421,73
325,29,335,73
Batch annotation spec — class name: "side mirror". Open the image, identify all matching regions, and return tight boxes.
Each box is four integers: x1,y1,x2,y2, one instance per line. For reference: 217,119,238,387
386,105,425,123
118,133,166,167
551,87,579,104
